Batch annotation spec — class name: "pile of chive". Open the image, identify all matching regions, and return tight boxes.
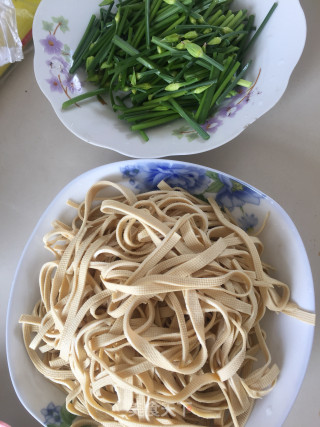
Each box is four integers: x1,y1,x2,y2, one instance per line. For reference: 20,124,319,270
63,0,277,142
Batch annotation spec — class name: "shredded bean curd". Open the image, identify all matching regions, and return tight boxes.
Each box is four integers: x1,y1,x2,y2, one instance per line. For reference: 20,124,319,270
20,181,315,427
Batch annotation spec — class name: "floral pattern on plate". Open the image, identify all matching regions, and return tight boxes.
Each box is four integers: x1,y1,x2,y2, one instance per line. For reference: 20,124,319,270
41,403,78,427
121,161,264,231
40,16,82,99
41,402,61,426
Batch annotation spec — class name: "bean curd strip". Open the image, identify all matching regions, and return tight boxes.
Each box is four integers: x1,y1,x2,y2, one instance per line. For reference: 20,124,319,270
20,181,315,427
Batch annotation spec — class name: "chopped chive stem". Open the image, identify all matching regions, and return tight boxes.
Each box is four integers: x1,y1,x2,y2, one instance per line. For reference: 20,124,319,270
117,7,130,36
123,110,178,122
155,72,175,83
138,129,149,141
115,104,150,112
128,6,145,27
184,68,208,81
150,0,163,20
131,114,180,130
101,2,114,22
143,90,188,105
119,106,171,117
99,0,113,5
108,54,143,78
151,36,179,53
219,30,248,40
213,46,239,54
87,31,116,71
236,78,252,87
87,24,115,57
145,0,151,49
160,15,186,36
149,50,180,60
212,14,228,27
216,59,251,105
241,3,278,56
169,98,210,140
133,21,147,48
193,0,217,14
176,24,224,30
210,60,240,107
172,59,195,83
109,86,117,110
69,25,100,74
217,55,234,83
164,0,202,22
221,13,235,28
62,88,107,109
131,17,145,45
207,9,223,25
127,26,133,44
151,13,181,33
72,15,96,60
237,14,254,55
153,5,180,23
155,79,217,98
165,78,198,90
228,9,246,29
203,0,219,20
80,27,101,60
192,33,220,44
100,69,110,87
121,3,144,9
195,54,222,123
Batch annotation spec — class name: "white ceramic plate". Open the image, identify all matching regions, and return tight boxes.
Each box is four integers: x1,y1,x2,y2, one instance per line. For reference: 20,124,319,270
7,160,315,427
32,0,306,158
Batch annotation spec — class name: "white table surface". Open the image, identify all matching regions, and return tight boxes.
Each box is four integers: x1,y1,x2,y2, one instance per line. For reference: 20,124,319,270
1,0,319,425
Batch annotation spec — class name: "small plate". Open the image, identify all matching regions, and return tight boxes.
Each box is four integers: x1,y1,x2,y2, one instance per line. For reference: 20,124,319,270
7,159,315,426
32,0,306,158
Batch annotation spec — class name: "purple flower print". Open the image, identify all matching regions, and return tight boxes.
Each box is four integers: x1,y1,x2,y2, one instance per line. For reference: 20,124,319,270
217,91,246,119
46,75,63,93
46,55,69,75
219,104,239,118
63,74,82,94
202,115,223,134
40,34,63,55
45,56,82,95
41,15,83,101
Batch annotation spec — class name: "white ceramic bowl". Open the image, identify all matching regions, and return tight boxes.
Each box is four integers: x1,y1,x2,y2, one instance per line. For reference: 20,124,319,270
32,0,306,158
7,159,315,427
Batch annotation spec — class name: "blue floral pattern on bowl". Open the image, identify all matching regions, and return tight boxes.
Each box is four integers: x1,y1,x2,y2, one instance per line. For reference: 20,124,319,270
41,403,78,427
41,402,61,426
121,161,264,231
122,162,212,194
